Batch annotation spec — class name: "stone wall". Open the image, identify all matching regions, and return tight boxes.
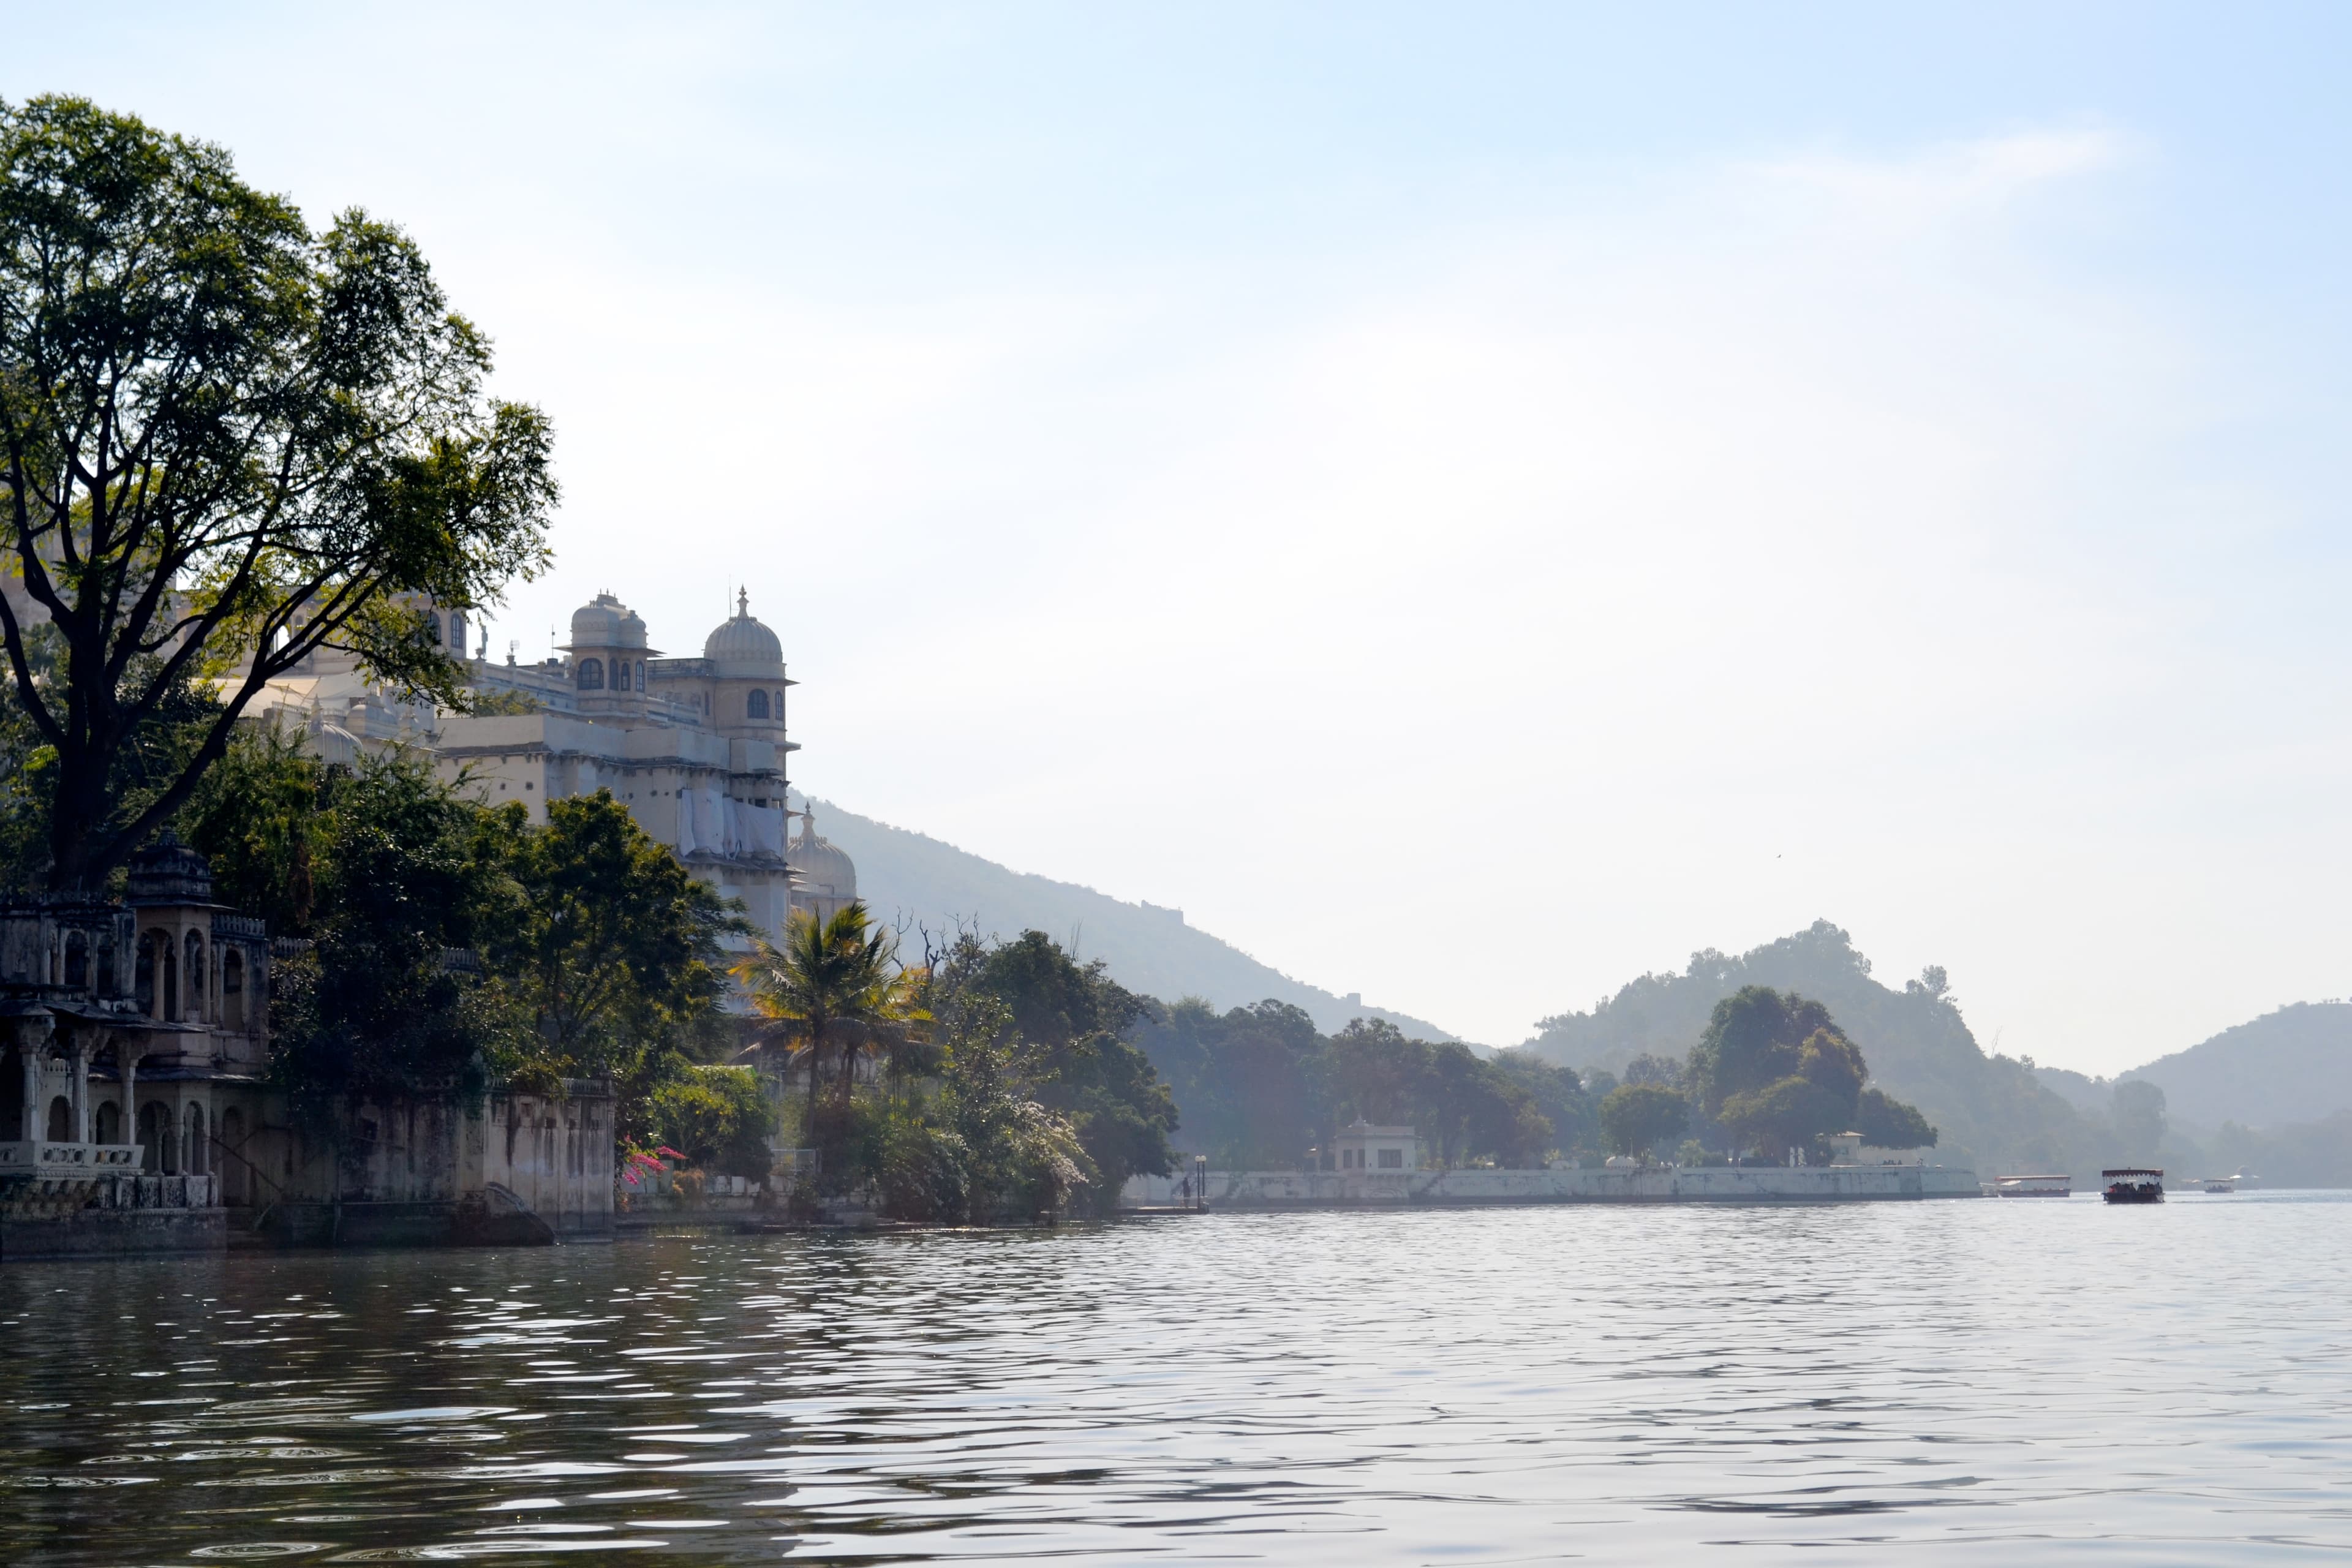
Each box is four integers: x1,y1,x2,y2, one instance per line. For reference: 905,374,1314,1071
2,1173,222,1259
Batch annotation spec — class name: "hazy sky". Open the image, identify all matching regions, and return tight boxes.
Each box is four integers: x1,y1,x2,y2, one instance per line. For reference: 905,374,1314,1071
11,4,2352,1071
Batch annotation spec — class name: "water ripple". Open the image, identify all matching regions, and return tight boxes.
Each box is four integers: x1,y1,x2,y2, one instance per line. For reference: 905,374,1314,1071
3,1194,2351,1562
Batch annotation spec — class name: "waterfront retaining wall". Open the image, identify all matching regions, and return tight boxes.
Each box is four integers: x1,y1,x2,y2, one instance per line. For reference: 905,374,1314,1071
2,1174,224,1259
1123,1163,1981,1208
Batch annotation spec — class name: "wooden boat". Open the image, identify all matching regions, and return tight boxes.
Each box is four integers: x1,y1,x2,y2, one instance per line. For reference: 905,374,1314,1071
2101,1167,2163,1204
1989,1174,2071,1197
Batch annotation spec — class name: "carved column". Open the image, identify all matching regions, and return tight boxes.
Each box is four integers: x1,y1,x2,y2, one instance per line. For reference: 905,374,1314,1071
118,1039,140,1156
68,1033,89,1144
18,1021,42,1141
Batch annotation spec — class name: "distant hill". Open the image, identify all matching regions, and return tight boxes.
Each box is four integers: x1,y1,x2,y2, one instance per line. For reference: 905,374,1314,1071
1521,919,2095,1175
799,796,1458,1041
2032,1064,2112,1118
2123,1001,2352,1131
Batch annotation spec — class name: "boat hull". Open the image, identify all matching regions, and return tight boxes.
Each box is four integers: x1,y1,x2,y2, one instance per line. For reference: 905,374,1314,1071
2103,1185,2163,1204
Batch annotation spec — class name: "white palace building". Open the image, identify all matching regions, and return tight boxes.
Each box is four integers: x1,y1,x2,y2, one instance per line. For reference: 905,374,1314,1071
251,587,859,949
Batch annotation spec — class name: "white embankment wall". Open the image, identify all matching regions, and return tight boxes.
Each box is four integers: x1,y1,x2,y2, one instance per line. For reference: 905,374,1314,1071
1124,1164,1981,1208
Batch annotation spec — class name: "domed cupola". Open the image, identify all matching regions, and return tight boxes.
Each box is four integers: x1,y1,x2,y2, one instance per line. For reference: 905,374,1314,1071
703,589,784,670
126,829,215,908
570,591,650,653
564,591,657,707
788,805,858,916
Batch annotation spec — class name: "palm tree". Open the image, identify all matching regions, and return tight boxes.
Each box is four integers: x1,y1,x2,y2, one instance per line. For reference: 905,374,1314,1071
734,902,924,1141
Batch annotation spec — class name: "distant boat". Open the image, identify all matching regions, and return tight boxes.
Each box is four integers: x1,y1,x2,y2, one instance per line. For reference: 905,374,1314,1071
2102,1167,2164,1204
2202,1175,2236,1193
1988,1174,2071,1197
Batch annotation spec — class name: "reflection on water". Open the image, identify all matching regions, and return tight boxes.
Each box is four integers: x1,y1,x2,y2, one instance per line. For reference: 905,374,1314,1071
3,1193,2350,1564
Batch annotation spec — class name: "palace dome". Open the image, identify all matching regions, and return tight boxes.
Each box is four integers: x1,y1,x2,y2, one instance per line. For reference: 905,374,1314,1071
788,808,858,899
569,591,649,651
704,589,783,666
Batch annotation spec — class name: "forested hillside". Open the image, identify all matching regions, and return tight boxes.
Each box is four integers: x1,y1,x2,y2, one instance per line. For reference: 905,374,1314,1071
801,796,1457,1041
2123,1002,2352,1129
1521,921,2095,1175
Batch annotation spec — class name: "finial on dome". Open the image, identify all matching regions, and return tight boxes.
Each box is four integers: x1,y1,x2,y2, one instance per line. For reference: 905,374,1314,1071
737,586,749,618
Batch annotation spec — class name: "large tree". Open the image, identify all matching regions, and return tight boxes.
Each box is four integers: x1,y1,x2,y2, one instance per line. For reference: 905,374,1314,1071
483,791,741,1079
0,96,553,891
1688,986,1936,1161
1599,1083,1689,1161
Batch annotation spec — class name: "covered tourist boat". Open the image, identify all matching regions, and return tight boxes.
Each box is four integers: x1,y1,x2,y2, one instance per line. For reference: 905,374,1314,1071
1988,1174,2071,1197
2102,1167,2164,1204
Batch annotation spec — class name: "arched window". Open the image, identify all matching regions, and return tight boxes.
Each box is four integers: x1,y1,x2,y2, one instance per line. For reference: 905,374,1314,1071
223,950,245,1029
426,614,441,644
64,930,88,990
94,1099,121,1144
163,938,179,1023
613,657,630,691
774,688,786,717
185,932,205,1022
746,688,770,719
98,936,116,997
184,1103,207,1176
48,1095,72,1142
449,612,467,653
577,657,605,690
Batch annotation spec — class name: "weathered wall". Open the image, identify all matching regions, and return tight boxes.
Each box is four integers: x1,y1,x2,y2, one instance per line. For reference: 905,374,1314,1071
1,1175,223,1259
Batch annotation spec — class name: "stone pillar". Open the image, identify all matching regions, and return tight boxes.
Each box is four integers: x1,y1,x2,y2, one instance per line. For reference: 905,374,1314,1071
118,1041,139,1155
18,1025,41,1141
68,1035,89,1144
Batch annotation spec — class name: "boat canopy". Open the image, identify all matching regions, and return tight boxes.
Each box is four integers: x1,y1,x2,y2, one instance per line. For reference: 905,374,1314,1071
2101,1168,2163,1179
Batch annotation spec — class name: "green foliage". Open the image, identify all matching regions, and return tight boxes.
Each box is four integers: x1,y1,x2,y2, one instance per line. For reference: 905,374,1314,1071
1526,921,2088,1175
1856,1087,1937,1150
0,94,554,892
935,931,1177,1216
183,734,743,1152
1131,998,1328,1167
247,750,524,1117
735,900,924,1143
0,628,226,892
643,1066,778,1181
1327,1019,1555,1167
1488,1050,1594,1163
480,790,742,1079
1599,1084,1689,1159
1686,987,1842,1121
1675,987,1938,1161
931,989,1091,1220
1128,1005,1593,1170
179,722,326,929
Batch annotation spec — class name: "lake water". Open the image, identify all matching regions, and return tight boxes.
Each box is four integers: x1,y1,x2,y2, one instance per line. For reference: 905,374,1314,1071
4,1192,2350,1565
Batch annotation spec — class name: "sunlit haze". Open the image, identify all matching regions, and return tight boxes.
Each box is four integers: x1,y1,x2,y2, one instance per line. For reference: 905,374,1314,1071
14,4,2352,1072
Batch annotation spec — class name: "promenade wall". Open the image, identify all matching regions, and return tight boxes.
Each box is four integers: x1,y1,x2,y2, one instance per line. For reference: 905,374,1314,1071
1124,1163,1980,1208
